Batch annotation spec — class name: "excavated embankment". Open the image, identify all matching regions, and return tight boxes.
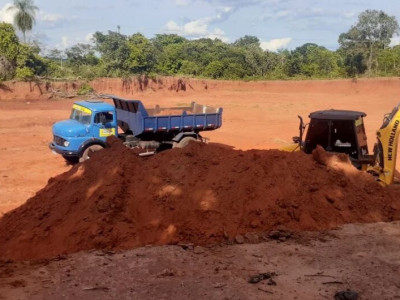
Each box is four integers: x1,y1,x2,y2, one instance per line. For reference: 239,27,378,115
0,138,399,261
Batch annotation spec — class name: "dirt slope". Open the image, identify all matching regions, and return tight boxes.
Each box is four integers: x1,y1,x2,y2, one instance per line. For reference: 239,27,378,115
1,76,400,101
0,138,399,261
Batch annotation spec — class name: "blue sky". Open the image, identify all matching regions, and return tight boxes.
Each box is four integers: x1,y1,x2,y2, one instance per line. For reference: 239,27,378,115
0,0,399,53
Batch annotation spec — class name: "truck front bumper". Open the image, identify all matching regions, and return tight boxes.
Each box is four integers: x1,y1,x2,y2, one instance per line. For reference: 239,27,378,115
49,142,78,157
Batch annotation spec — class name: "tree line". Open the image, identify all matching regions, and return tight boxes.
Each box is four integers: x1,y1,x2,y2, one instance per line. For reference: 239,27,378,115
0,6,400,82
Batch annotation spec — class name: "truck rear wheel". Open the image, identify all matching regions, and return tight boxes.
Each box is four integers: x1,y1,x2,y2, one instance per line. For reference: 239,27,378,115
173,137,198,148
79,145,104,162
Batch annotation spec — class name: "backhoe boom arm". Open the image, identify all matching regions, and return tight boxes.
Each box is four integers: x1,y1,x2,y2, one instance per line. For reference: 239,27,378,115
370,104,400,186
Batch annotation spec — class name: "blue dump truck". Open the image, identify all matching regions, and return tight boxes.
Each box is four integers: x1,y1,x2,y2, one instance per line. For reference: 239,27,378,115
49,95,223,162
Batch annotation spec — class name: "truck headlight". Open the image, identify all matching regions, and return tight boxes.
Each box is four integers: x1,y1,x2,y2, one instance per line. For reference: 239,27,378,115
64,141,70,147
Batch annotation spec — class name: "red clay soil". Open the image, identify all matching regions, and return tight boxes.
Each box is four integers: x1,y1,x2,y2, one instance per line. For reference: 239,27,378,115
0,138,399,261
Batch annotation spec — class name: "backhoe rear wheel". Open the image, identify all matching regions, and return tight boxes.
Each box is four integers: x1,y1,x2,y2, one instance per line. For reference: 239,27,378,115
79,145,104,162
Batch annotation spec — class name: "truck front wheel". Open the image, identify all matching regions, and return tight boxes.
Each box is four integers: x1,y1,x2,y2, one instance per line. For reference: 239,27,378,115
63,155,79,164
79,145,104,162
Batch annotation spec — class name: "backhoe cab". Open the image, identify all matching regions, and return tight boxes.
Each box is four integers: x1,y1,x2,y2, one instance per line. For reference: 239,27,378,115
298,110,370,167
291,104,400,186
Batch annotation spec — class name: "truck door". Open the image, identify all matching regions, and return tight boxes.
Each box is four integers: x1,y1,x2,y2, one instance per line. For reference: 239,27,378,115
92,111,117,139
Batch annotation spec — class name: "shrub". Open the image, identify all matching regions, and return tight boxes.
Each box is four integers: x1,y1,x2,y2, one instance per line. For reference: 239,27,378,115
77,82,94,95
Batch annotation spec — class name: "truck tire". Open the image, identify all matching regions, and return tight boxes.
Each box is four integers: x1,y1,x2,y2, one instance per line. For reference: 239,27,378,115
173,136,197,148
79,145,104,162
63,155,79,164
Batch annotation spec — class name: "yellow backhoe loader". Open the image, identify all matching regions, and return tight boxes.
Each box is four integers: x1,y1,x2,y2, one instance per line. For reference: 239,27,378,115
282,104,400,186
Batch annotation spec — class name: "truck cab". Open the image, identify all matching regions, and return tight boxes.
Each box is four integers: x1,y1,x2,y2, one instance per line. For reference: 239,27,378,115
50,100,117,162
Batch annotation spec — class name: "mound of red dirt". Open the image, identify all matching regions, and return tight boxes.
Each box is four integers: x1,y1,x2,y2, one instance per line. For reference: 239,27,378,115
0,139,399,261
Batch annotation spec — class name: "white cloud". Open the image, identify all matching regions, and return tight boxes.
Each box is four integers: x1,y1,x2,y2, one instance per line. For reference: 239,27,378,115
183,19,208,35
221,6,233,13
175,0,191,6
0,3,16,24
61,36,69,48
56,33,95,50
260,37,292,51
310,7,323,14
211,5,234,24
164,6,232,42
165,17,228,42
276,10,290,18
85,33,94,42
165,18,208,36
38,12,63,22
215,5,233,19
390,36,400,47
203,0,265,8
343,11,356,19
165,20,181,32
1,4,62,25
206,28,229,43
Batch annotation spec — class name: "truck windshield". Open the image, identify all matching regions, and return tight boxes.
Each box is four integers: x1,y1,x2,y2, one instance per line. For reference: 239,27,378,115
70,104,92,125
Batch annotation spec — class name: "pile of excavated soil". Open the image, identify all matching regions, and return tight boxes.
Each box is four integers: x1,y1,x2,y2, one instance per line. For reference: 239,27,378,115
0,139,399,261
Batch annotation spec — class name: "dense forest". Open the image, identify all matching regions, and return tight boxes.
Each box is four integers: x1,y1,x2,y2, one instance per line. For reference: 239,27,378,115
1,5,400,83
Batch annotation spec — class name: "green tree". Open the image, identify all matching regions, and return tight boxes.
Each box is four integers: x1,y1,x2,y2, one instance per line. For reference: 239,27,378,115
7,0,38,43
180,60,202,76
93,31,130,75
62,44,100,79
65,44,98,67
244,44,263,76
222,62,246,79
286,43,341,78
46,48,64,67
15,43,48,80
262,51,281,77
126,33,156,74
0,22,19,80
233,35,260,48
152,34,187,74
204,61,225,78
182,39,218,68
339,10,399,75
152,34,186,51
232,36,265,76
156,43,185,74
378,45,400,75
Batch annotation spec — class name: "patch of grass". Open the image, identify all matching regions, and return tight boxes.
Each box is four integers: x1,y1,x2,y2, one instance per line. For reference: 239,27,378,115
77,82,94,96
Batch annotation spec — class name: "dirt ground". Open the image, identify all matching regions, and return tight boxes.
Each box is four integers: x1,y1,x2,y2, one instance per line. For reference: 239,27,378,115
1,77,400,299
1,222,400,300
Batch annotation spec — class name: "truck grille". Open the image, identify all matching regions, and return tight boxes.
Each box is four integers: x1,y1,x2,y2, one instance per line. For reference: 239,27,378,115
53,135,66,146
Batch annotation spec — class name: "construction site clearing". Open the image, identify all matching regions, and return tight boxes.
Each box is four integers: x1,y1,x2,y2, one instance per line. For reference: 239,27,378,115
1,77,400,300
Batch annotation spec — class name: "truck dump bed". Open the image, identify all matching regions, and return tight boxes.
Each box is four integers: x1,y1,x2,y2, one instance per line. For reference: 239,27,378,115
112,97,223,136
